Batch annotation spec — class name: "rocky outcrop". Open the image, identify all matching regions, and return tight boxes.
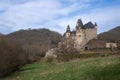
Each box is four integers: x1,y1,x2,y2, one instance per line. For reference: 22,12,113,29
44,48,58,59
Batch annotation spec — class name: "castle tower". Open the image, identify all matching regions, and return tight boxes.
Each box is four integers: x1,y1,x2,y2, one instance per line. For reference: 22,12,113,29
76,19,84,30
94,22,97,39
66,25,71,32
65,25,71,38
94,22,97,28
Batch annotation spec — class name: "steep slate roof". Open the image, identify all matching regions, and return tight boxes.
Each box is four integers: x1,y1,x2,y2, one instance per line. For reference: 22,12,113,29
76,19,84,29
84,21,95,28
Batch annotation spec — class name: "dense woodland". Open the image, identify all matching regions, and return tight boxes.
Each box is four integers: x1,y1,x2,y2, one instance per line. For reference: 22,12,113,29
6,29,62,62
0,29,61,76
98,26,120,42
0,36,27,76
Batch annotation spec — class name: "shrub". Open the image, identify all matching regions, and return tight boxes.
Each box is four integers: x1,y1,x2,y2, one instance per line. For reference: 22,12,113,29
0,36,27,77
100,53,109,57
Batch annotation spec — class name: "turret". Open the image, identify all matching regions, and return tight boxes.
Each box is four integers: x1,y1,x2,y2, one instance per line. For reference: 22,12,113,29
94,22,97,28
76,19,84,30
65,25,71,38
66,25,71,32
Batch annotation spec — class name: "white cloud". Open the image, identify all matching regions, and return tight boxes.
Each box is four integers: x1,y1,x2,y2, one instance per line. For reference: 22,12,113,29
56,6,120,34
0,0,120,34
0,0,90,34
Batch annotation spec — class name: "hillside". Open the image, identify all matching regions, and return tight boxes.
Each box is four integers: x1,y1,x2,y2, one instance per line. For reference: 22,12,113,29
6,28,62,61
98,26,120,42
1,55,120,80
0,33,3,37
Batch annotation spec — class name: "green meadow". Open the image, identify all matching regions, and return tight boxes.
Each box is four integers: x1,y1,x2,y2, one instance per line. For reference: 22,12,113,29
1,55,120,80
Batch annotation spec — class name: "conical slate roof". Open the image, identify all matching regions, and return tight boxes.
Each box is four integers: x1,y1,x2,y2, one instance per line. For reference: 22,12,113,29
95,22,97,26
76,19,84,29
66,25,71,32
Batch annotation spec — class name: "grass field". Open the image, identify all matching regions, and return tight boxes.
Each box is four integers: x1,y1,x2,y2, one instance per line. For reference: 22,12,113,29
1,55,120,80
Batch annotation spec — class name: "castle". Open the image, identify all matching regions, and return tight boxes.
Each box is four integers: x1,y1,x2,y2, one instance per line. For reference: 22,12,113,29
45,19,97,59
64,19,97,50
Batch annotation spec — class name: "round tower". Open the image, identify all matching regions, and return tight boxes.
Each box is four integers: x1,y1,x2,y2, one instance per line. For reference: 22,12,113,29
94,22,97,28
66,25,70,32
65,25,71,38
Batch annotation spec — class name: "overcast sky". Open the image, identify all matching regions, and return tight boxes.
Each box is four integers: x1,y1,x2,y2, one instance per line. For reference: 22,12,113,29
0,0,120,34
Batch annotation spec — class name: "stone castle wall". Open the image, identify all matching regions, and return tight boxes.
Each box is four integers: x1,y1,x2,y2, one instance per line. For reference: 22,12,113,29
74,28,97,50
64,19,97,50
85,28,97,42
